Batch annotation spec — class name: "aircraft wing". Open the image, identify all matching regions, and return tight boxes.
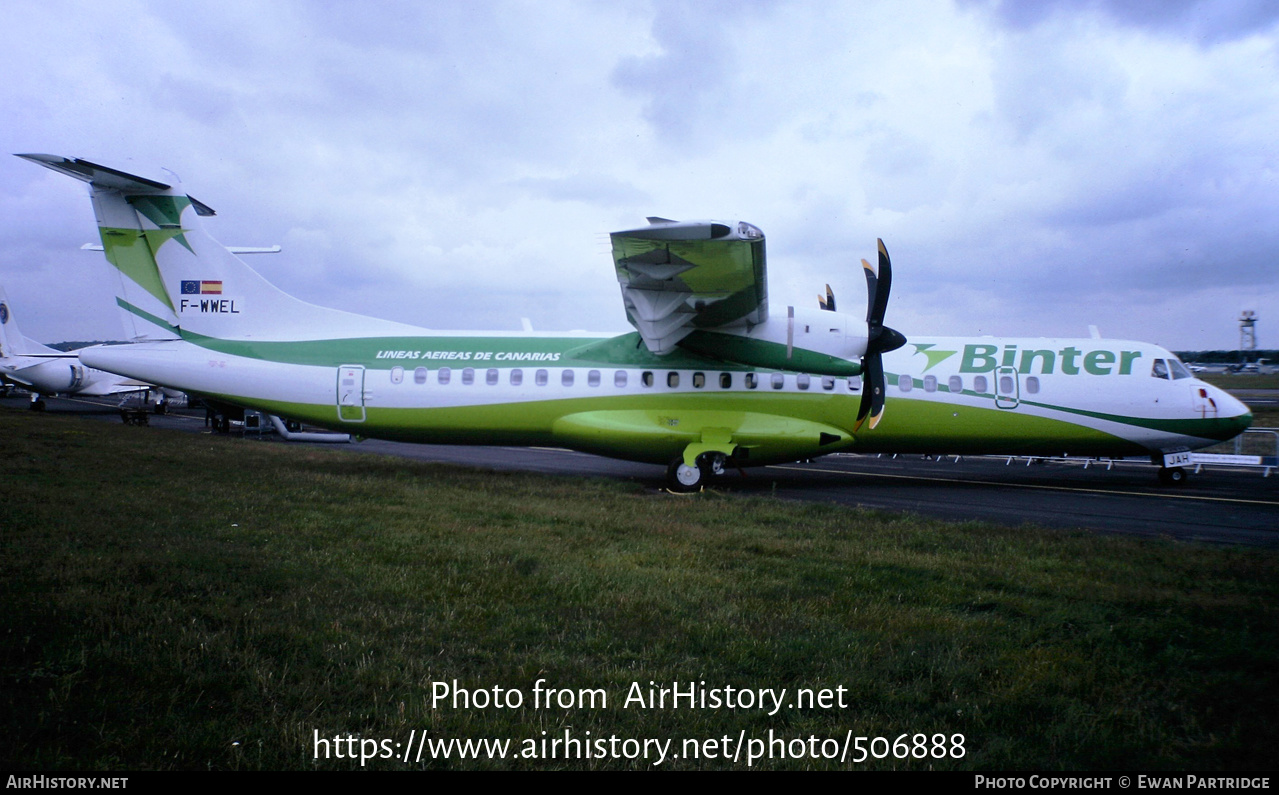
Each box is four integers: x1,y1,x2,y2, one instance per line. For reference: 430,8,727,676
0,368,36,388
90,380,155,397
610,219,767,354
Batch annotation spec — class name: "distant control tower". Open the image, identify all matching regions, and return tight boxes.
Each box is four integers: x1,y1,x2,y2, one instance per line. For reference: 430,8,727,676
1239,310,1257,359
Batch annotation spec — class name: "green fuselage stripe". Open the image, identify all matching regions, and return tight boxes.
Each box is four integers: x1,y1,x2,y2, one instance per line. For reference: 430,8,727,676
111,300,1247,457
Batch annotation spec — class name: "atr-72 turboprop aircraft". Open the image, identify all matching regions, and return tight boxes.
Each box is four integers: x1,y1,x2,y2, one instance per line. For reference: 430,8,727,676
19,154,1251,489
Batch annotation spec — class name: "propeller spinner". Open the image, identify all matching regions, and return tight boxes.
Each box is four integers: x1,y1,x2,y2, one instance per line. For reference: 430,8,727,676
855,239,907,430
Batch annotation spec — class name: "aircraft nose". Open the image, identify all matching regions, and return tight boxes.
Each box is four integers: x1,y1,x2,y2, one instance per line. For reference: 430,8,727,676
1216,388,1252,435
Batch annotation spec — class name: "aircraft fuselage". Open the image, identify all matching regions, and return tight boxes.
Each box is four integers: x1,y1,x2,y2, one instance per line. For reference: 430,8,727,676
79,330,1251,466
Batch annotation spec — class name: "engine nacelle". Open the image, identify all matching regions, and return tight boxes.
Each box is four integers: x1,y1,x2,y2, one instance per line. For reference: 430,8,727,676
26,360,85,392
678,306,867,376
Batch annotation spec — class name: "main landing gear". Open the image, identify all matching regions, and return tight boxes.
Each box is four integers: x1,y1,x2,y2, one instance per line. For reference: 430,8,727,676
666,452,730,493
1158,466,1188,486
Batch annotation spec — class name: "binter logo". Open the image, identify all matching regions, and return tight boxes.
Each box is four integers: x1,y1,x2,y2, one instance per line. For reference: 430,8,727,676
959,344,1143,376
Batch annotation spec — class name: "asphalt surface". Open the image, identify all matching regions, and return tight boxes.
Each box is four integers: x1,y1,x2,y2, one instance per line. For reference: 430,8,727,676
7,393,1278,549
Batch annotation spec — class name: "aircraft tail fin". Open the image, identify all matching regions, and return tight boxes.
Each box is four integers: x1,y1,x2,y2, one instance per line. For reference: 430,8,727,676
18,154,190,341
19,154,421,342
0,285,16,361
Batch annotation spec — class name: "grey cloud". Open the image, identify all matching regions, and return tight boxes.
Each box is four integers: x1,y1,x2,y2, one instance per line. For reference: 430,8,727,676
508,173,652,208
965,0,1279,44
989,31,1128,139
3,1,1276,351
611,0,777,144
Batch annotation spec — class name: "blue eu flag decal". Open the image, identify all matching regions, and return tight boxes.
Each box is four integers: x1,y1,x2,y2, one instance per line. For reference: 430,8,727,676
181,280,199,295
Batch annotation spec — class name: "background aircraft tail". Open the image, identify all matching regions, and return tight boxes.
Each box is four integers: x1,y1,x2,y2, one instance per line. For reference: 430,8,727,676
0,285,12,360
0,284,60,361
18,155,421,343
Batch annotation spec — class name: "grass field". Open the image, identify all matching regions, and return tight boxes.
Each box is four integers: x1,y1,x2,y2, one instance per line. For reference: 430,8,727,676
1200,374,1279,429
2,407,1276,770
1200,373,1279,390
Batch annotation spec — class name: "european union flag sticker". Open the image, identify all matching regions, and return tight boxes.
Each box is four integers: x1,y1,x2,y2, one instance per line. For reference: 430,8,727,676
181,280,199,295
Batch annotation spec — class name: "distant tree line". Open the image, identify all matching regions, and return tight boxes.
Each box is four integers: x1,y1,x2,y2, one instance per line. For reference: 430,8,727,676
1174,349,1278,364
48,341,129,351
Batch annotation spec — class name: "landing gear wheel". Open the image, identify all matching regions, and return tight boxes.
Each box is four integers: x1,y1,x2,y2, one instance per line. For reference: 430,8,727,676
667,458,704,492
1158,466,1187,486
29,399,46,412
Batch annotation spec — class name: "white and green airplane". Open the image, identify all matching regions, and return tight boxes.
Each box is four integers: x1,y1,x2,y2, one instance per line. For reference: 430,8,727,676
0,283,156,409
19,154,1251,488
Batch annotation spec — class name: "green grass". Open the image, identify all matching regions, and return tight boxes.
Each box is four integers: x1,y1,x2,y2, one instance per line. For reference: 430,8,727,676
1201,373,1279,390
1244,407,1278,428
2,408,1276,770
1198,374,1278,428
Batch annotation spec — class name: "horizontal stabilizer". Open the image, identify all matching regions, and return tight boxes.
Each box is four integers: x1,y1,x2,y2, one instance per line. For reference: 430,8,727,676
81,244,278,254
19,154,215,213
17,154,171,192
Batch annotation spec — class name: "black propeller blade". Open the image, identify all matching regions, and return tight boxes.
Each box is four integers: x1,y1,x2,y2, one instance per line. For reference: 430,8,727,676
855,238,907,431
818,283,836,312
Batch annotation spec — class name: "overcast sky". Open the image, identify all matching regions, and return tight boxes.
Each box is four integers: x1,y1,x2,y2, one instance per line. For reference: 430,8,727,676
2,0,1276,351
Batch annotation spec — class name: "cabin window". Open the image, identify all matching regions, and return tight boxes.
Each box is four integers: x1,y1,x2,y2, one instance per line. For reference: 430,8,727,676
390,366,404,384
462,367,475,385
848,377,861,392
588,369,601,387
510,368,523,386
972,375,987,393
1025,376,1040,394
562,369,575,387
720,373,733,389
667,372,680,388
821,376,835,391
948,375,963,393
795,374,809,390
999,376,1014,395
898,374,912,392
536,369,548,386
486,368,499,385
693,372,705,388
745,373,758,389
414,366,428,385
642,371,654,387
1169,359,1192,380
923,375,937,393
771,373,785,389
615,370,628,387
438,367,452,385
1152,360,1170,380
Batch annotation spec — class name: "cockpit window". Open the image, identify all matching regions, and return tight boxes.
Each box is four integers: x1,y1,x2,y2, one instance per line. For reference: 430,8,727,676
1151,359,1169,380
1168,359,1192,380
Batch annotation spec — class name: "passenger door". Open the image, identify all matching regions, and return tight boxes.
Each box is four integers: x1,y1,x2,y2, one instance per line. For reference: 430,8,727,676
995,365,1020,409
336,365,366,422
